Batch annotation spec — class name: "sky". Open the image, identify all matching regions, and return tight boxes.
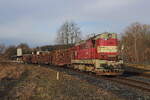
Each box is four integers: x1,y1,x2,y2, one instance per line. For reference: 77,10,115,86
0,0,150,47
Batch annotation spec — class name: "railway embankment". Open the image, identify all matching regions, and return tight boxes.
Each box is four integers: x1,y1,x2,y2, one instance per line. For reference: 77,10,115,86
0,62,121,100
0,62,150,100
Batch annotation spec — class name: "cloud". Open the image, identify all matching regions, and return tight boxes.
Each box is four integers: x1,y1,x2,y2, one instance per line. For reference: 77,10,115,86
0,0,150,47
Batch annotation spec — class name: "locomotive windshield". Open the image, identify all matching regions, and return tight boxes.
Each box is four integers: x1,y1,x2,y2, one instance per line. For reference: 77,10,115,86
100,33,117,39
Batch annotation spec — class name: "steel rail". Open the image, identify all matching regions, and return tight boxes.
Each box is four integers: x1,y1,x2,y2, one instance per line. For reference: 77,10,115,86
105,77,150,92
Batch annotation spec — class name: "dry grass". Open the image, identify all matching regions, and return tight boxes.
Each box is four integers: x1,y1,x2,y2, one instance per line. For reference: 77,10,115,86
0,63,123,100
0,63,25,80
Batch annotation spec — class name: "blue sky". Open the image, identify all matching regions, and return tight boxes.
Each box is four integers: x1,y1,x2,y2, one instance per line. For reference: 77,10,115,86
0,0,150,47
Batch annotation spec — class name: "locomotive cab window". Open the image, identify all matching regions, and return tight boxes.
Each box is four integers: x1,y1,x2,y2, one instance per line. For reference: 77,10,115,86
108,34,112,39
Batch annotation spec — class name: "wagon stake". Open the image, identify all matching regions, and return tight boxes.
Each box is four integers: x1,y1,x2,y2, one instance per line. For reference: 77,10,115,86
56,72,59,80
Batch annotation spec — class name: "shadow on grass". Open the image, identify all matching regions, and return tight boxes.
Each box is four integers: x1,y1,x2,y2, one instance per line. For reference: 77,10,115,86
0,70,29,99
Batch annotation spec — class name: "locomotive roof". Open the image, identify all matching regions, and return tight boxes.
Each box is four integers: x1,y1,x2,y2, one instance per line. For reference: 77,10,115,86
75,32,117,46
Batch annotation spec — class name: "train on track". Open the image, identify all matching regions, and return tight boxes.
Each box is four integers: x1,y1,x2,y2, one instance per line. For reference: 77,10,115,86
22,32,124,75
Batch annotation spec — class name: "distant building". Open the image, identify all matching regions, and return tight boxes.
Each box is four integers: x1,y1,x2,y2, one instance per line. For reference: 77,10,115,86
17,48,22,57
16,48,23,62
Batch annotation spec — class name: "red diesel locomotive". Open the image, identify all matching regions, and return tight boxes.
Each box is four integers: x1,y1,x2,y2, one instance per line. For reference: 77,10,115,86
22,33,124,75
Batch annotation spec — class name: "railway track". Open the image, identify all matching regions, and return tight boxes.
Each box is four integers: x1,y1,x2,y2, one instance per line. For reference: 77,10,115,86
136,73,150,79
67,69,150,92
64,68,150,92
52,65,150,93
124,71,150,79
103,77,150,92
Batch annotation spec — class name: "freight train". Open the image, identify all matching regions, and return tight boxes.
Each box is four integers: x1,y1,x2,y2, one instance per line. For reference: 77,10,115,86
22,33,124,75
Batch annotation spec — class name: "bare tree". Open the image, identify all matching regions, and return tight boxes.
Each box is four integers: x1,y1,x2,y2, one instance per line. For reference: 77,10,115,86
85,33,97,40
17,43,29,49
56,21,82,45
0,44,5,54
121,22,150,64
0,44,5,60
4,45,17,59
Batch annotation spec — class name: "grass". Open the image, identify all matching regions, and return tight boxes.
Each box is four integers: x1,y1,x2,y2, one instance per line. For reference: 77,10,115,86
0,63,123,100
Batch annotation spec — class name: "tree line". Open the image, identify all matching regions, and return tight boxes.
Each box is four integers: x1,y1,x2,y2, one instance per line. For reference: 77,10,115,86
0,43,32,60
121,23,150,64
0,21,150,64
